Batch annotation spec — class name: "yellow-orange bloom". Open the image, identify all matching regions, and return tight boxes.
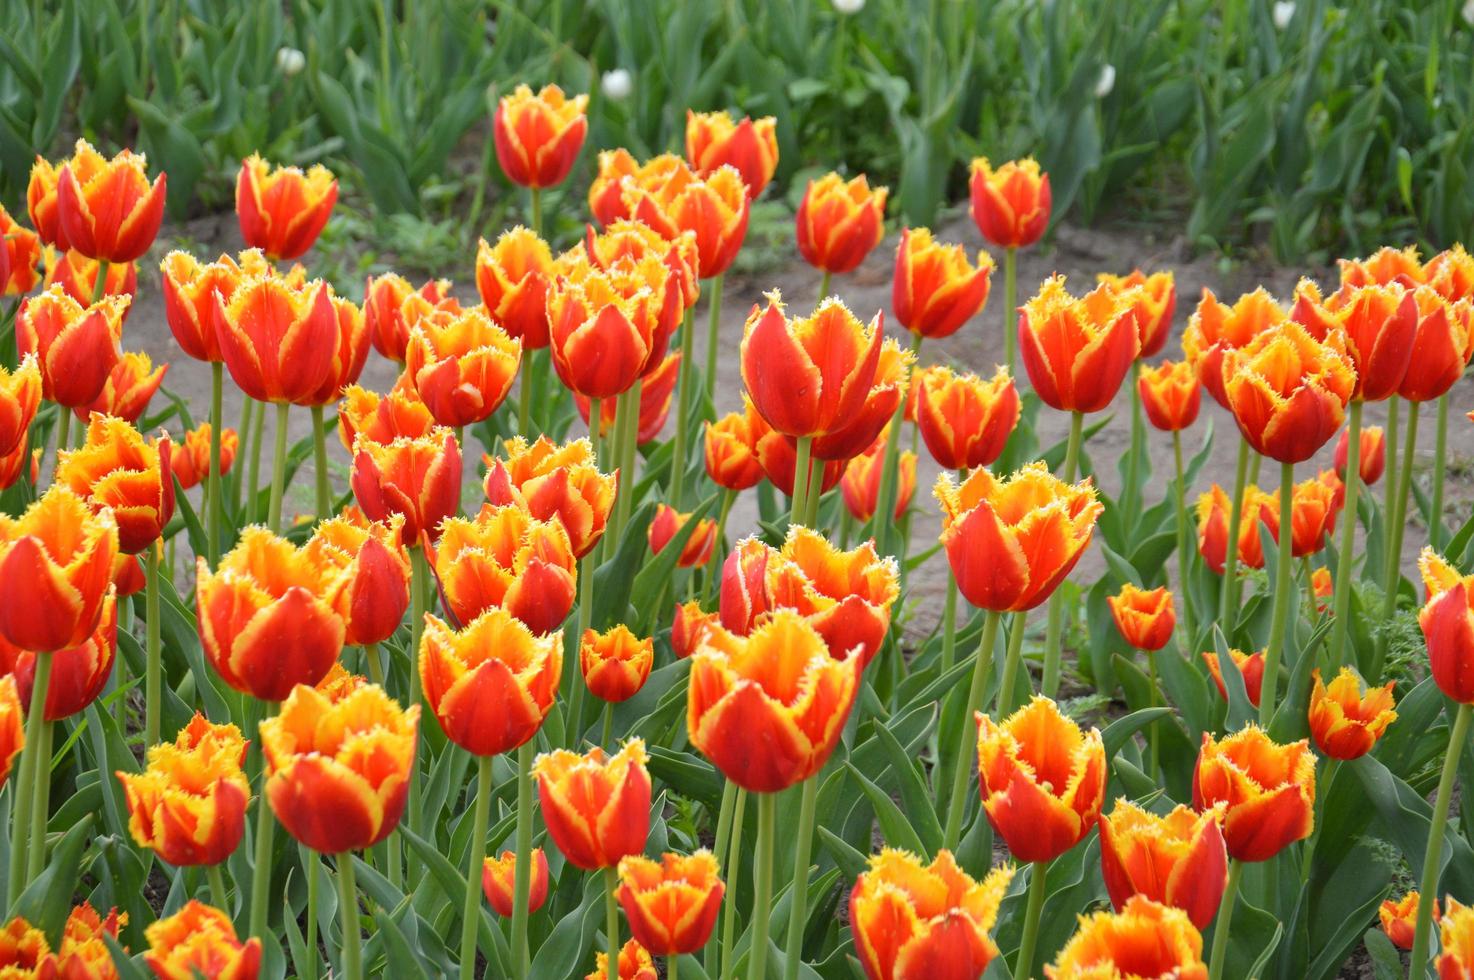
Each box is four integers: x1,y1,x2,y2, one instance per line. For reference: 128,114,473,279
1307,667,1396,760
351,428,463,546
434,506,576,636
171,424,238,491
1335,423,1385,486
0,915,52,976
55,902,126,980
588,940,658,980
1202,648,1266,708
482,436,616,558
618,850,725,956
118,712,249,867
159,248,295,364
548,252,681,399
0,677,23,787
935,463,1102,612
672,600,719,660
363,272,455,363
535,739,651,870
420,607,562,756
1221,320,1355,463
0,485,118,652
404,305,522,428
235,154,337,261
1106,583,1175,651
75,351,167,425
588,149,648,225
144,900,262,980
0,205,41,296
809,337,915,462
57,414,174,554
1195,483,1272,573
1046,896,1207,980
968,157,1051,249
0,355,41,457
336,381,435,451
891,228,993,340
1256,468,1341,558
1019,274,1142,413
1098,800,1227,930
703,402,767,491
44,247,136,307
849,848,1013,980
476,226,555,349
1137,359,1201,432
841,437,915,524
483,848,550,918
304,511,411,647
16,285,125,408
579,219,701,309
686,110,779,196
1099,270,1176,358
52,139,167,263
796,172,887,274
1440,898,1474,978
913,364,1019,471
581,625,655,704
1292,278,1417,402
622,160,750,280
1192,725,1314,862
1182,287,1286,408
648,504,718,568
1381,891,1435,950
215,275,341,405
493,84,588,189
1427,245,1474,303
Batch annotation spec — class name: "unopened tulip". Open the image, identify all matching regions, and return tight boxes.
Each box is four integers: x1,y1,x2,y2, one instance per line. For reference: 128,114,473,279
0,485,118,652
648,504,718,568
1098,800,1227,930
305,512,411,647
337,381,435,451
622,161,750,280
44,248,136,306
57,415,174,554
968,157,1051,249
1019,275,1142,413
1312,566,1333,612
588,940,658,980
53,140,167,263
672,600,718,660
351,428,462,546
494,84,588,189
1138,359,1201,432
483,849,549,918
913,364,1019,470
476,227,555,348
0,356,41,457
76,351,167,424
404,305,522,428
144,900,262,980
363,272,455,363
1334,424,1385,485
1107,584,1175,651
796,172,887,274
548,252,680,399
1100,270,1176,358
1440,898,1474,978
1196,483,1272,573
842,437,915,523
581,625,655,703
1399,286,1474,403
1308,667,1396,760
1045,896,1207,980
171,424,239,491
1183,287,1286,408
0,677,23,787
235,154,337,261
0,593,116,721
0,205,40,295
704,402,767,491
686,110,779,196
1202,649,1265,708
482,436,616,558
1418,548,1474,703
535,739,650,869
16,285,124,408
1381,892,1435,950
892,228,993,339
576,352,680,443
618,850,725,956
1193,726,1314,861
214,275,340,405
434,507,576,635
1257,468,1340,558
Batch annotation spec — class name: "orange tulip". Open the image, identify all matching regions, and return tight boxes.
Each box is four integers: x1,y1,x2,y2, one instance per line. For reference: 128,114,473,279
57,415,174,554
740,293,884,438
576,351,680,444
1292,279,1417,402
935,463,1102,613
689,610,862,792
75,351,167,424
588,149,647,226
1312,566,1333,612
159,249,293,365
849,848,1013,980
672,600,718,660
796,172,887,274
809,337,915,462
299,293,369,407
1221,320,1355,463
686,110,779,196
842,437,915,523
263,682,417,852
580,219,702,310
117,712,249,867
976,697,1106,863
351,428,463,546
1202,649,1265,708
1192,726,1314,861
535,739,651,870
482,436,616,558
704,402,767,491
1400,286,1474,402
234,154,337,261
913,364,1019,471
1427,245,1474,303
891,227,993,340
16,285,124,408
171,424,239,491
0,205,41,295
968,157,1051,249
0,485,118,652
195,528,346,702
548,252,681,399
1441,898,1474,978
336,381,435,451
420,607,562,756
305,512,411,647
483,848,550,918
313,661,367,703
44,248,136,306
0,437,36,493
1107,583,1175,651
1098,800,1227,930
214,275,341,405
0,592,115,722
1256,468,1340,558
53,140,167,263
54,902,126,980
622,161,751,280
0,356,41,457
494,84,588,189
588,940,658,980
363,272,455,363
1307,667,1396,760
1418,549,1474,704
581,625,655,704
1337,245,1424,289
618,850,725,956
1195,483,1272,574
1099,270,1176,358
1137,359,1201,432
1045,896,1207,980
1019,274,1142,413
475,226,555,349
144,900,262,980
403,305,522,428
0,677,23,787
1335,424,1385,485
1381,892,1436,950
0,916,53,976
433,506,577,635
648,504,718,569
1182,287,1286,409
753,425,846,498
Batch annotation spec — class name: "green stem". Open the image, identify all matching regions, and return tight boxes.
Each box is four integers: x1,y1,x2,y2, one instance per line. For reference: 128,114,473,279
997,612,1028,715
601,702,613,748
208,362,224,565
235,396,255,513
873,334,923,558
207,862,230,915
1407,702,1472,977
310,405,331,520
461,755,494,980
1374,400,1419,682
266,402,290,534
940,578,959,674
1003,247,1017,378
669,309,696,509
304,850,320,980
669,953,679,980
719,789,748,980
1302,557,1317,625
1259,460,1296,725
1385,396,1400,539
1146,650,1160,781
1126,361,1144,518
703,274,725,408
8,650,51,903
943,610,1001,850
25,716,51,881
790,436,813,527
1042,411,1084,697
1014,860,1048,979
1207,859,1245,980
1432,392,1450,550
782,777,819,980
817,270,831,303
364,643,383,688
409,547,429,843
529,187,543,239
337,853,363,980
247,398,266,522
1218,437,1251,637
1300,757,1338,885
54,410,70,473
803,453,824,529
1328,400,1363,671
604,866,620,980
510,741,534,980
249,701,278,939
145,541,162,747
747,792,777,980
1173,431,1195,648
706,782,737,977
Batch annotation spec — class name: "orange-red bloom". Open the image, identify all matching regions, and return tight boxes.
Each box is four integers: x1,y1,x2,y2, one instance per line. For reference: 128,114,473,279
548,252,681,399
1183,287,1286,408
0,677,23,787
195,528,346,702
535,739,651,870
1308,667,1396,760
1098,800,1226,931
75,351,167,424
704,403,767,491
482,436,616,558
968,157,1051,249
117,713,249,867
420,607,562,756
580,219,701,310
305,512,412,647
912,364,1019,471
171,424,239,491
1100,270,1176,358
299,293,369,407
689,610,862,792
337,381,435,451
935,463,1102,613
263,682,417,852
0,485,119,652
0,915,53,977
1195,483,1272,574
57,415,174,554
476,226,555,349
16,285,124,408
404,305,522,428
1381,892,1436,950
235,154,337,261
0,356,41,457
796,172,887,274
648,504,718,568
1400,286,1474,403
214,275,341,405
1293,279,1417,402
0,592,115,722
494,84,588,189
483,848,550,918
1138,359,1201,432
686,110,779,197
849,848,1012,980
1045,896,1207,980
54,902,126,980
618,850,725,956
891,228,993,339
0,437,37,493
1019,275,1142,413
160,249,293,365
809,337,915,462
672,600,718,660
841,437,915,523
588,149,651,226
1257,468,1341,558
1335,424,1385,486
1440,899,1474,979
1427,245,1474,302
1107,584,1176,651
52,140,167,263
622,160,751,280
1202,649,1265,708
44,248,136,307
1221,320,1355,463
434,507,576,635
1192,726,1314,862
976,697,1106,863
351,428,463,545
1418,549,1474,704
581,625,655,704
0,205,41,296
144,900,261,980
363,273,455,363
588,940,658,980
576,352,680,444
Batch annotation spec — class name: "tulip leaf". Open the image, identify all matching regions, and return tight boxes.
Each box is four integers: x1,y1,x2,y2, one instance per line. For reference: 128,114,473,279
845,762,926,856
1101,705,1171,759
1351,750,1474,898
169,473,211,566
103,936,152,980
590,501,658,630
1098,542,1143,589
14,813,93,944
646,746,723,812
528,874,605,980
1362,927,1405,980
816,825,868,882
372,905,432,979
1305,841,1391,980
871,717,943,856
1210,626,1257,730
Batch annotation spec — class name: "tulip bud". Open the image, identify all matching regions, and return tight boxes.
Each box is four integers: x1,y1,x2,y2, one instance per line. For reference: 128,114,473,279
535,740,651,870
494,85,588,189
968,157,1050,249
235,155,338,261
617,851,725,956
1019,274,1142,414
581,625,654,703
795,172,887,275
483,849,549,918
53,139,167,263
1334,424,1385,485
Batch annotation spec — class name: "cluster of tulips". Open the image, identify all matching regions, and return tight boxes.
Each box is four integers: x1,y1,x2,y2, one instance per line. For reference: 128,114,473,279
0,78,1472,980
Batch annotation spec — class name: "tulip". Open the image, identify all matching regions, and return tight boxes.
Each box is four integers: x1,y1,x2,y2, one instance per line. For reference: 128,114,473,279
1420,548,1474,703
1019,274,1142,415
57,415,174,554
172,424,239,491
1221,319,1355,464
213,274,340,410
576,351,680,443
581,219,702,310
160,249,291,364
53,140,167,263
1098,801,1227,930
842,437,915,523
1399,287,1473,403
622,161,750,280
1441,899,1474,979
403,305,522,428
548,252,681,399
44,247,136,306
0,916,52,975
1107,583,1175,651
0,677,23,788
0,484,118,652
968,157,1051,250
618,850,725,957
27,155,67,248
0,205,40,295
1334,423,1385,485
581,625,655,705
117,713,249,868
686,110,779,196
235,154,337,261
1257,468,1340,558
588,149,647,226
476,226,555,349
795,172,887,277
1195,483,1272,574
1337,244,1424,289
144,900,262,980
55,902,126,980
1381,892,1435,950
1183,287,1286,408
535,739,651,870
1294,279,1416,402
337,381,435,452
891,228,993,339
16,285,124,409
305,512,412,647
196,527,346,702
1046,896,1207,980
0,356,40,457
300,293,369,413
648,504,717,569
808,337,914,462
753,427,846,498
483,436,616,558
1138,359,1201,432
75,351,167,424
1312,566,1333,612
1307,667,1396,761
363,272,455,363
849,849,1013,980
351,428,463,546
589,941,659,980
1193,726,1314,863
484,848,550,918
0,592,116,721
913,364,1019,470
1427,244,1474,301
672,601,718,661
704,403,767,491
1099,270,1176,358
1202,649,1265,708
493,84,589,190
0,438,36,492
434,506,576,634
